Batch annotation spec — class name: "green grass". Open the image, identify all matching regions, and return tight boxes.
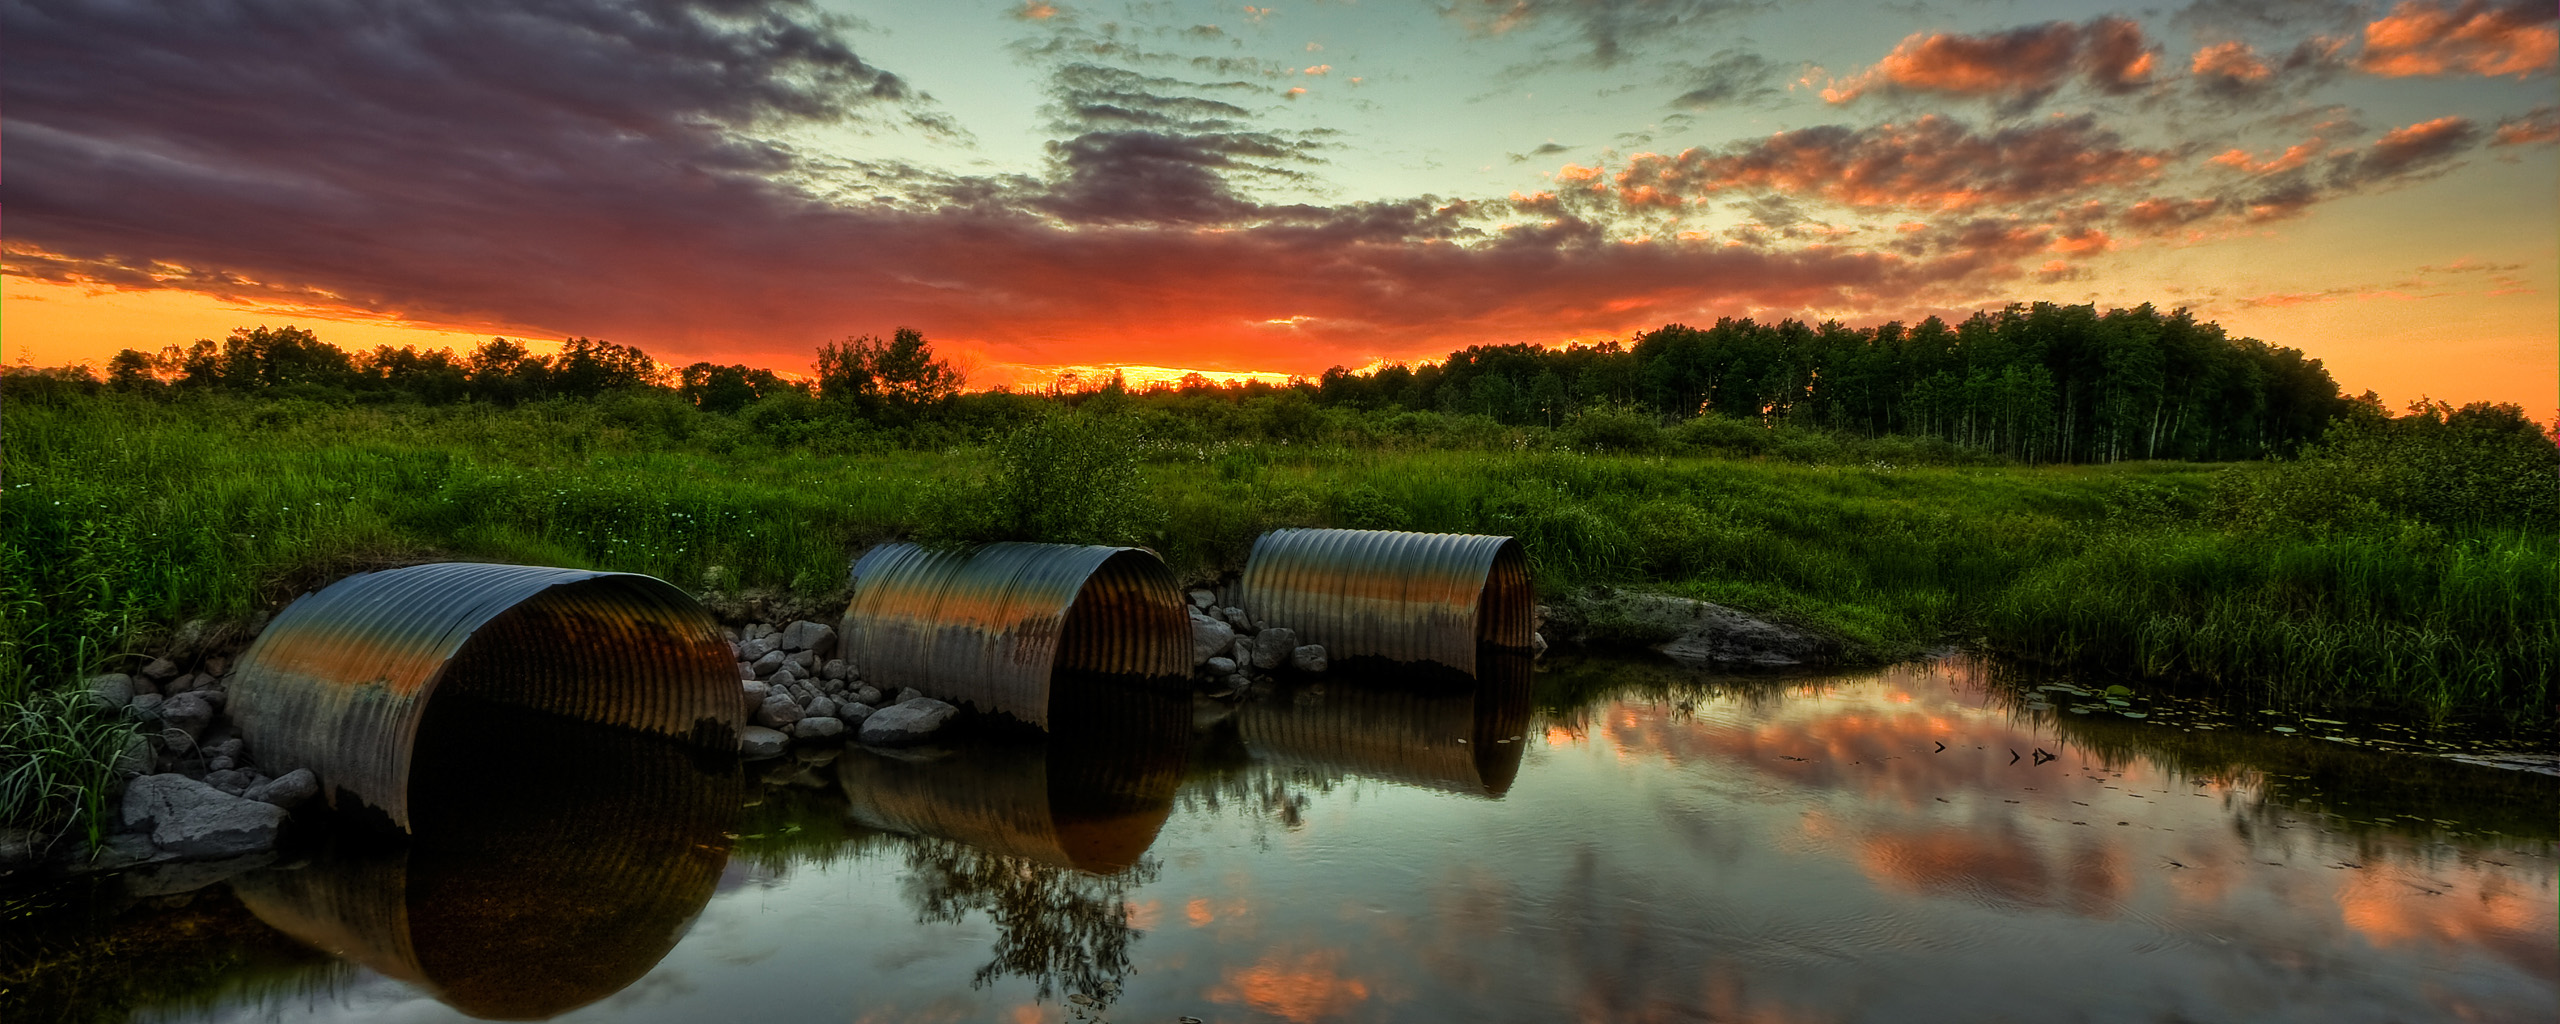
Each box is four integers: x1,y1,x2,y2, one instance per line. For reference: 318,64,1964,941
2,392,2552,840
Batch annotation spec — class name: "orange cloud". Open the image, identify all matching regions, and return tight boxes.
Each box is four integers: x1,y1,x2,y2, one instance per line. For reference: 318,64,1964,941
1823,17,2158,104
2208,139,2325,174
2190,41,2273,83
1615,116,2166,213
2357,1,2557,77
2492,106,2560,145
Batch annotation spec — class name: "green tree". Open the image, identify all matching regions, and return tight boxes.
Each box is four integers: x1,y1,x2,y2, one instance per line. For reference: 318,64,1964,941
816,327,962,418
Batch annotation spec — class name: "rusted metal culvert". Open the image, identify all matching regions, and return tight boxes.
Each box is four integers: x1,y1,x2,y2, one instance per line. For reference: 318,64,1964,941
840,542,1190,729
1236,528,1535,675
1236,649,1535,798
228,562,747,832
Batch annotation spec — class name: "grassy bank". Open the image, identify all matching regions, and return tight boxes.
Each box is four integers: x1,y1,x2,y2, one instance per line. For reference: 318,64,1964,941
3,391,2553,834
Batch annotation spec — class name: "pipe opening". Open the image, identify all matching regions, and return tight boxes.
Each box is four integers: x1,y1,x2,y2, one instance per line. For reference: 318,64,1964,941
1476,539,1536,650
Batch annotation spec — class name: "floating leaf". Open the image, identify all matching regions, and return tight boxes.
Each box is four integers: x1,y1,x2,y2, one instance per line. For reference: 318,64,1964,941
2104,685,2134,697
2272,726,2298,733
2121,712,2149,719
2106,698,2132,707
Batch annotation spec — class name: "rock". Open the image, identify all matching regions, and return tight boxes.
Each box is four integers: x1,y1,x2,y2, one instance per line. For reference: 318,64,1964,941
853,685,884,706
897,687,923,705
754,695,806,730
1223,672,1254,690
1189,609,1237,667
140,657,183,680
202,654,231,677
120,774,288,859
157,692,215,738
794,716,845,740
86,673,137,710
71,832,167,872
738,660,757,680
804,695,839,720
1552,587,1832,667
1531,631,1549,657
786,650,819,674
1205,656,1238,676
739,636,780,662
839,702,876,722
204,769,250,795
1250,627,1297,670
123,851,276,898
820,658,850,681
780,620,838,657
207,756,236,772
1187,588,1217,609
739,726,789,759
751,649,788,678
195,688,225,709
1221,606,1253,630
1290,644,1329,673
769,665,798,689
244,768,318,808
130,692,166,718
859,698,958,746
205,738,245,761
114,736,154,777
165,673,201,695
1,827,39,874
740,680,771,718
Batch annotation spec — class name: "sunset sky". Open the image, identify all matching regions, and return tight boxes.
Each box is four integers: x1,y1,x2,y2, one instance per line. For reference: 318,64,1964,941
5,0,2553,408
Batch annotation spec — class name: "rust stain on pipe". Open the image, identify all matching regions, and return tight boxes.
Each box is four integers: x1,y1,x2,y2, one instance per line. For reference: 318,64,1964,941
227,562,746,832
840,543,1189,729
1236,529,1534,675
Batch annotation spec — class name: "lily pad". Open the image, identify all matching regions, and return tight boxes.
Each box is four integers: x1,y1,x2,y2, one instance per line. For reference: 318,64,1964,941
2272,726,2298,733
2104,685,2134,697
2121,712,2149,719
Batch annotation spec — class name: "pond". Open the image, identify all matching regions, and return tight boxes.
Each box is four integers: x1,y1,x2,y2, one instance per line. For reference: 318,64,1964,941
12,653,2555,1023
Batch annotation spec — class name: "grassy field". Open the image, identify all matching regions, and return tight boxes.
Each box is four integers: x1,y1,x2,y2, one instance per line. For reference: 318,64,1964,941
4,390,2553,837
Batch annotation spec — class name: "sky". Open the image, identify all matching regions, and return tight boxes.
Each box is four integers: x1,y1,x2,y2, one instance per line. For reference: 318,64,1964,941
3,0,2553,407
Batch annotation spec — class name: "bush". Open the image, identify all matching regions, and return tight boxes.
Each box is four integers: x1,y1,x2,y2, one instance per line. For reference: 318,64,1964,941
914,413,1157,547
1,687,140,845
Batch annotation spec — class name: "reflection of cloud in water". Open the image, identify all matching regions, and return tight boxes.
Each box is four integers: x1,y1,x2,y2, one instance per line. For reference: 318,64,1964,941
1205,947,1377,1023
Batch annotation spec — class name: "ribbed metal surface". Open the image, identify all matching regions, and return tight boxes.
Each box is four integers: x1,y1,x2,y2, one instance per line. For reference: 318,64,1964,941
840,543,1190,729
1235,650,1535,798
234,705,738,1020
227,562,746,832
1236,529,1534,675
836,676,1191,873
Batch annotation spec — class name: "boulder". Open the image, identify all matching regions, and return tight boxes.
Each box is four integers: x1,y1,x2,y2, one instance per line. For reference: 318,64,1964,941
820,658,850,681
739,726,789,759
786,650,819,674
1188,609,1237,667
121,774,288,859
897,687,924,705
1221,606,1253,630
751,649,788,678
740,680,771,717
245,768,318,808
157,692,216,739
1205,656,1238,676
754,695,806,730
1290,644,1329,673
140,657,183,680
85,673,137,710
1186,589,1217,609
853,685,884,706
1550,587,1833,667
804,695,839,720
793,716,845,740
737,660,757,680
780,620,838,657
204,770,250,796
859,698,958,746
165,673,202,695
739,636,781,662
1249,627,1298,670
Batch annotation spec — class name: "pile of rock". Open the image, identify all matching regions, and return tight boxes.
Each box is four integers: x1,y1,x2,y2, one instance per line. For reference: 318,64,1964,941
74,645,318,873
1182,586,1329,695
725,619,956,759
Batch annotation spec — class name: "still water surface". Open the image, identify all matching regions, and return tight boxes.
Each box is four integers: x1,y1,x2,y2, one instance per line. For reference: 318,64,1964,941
126,655,2560,1022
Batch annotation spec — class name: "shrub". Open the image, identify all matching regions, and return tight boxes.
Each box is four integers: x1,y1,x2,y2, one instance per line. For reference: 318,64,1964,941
914,413,1157,547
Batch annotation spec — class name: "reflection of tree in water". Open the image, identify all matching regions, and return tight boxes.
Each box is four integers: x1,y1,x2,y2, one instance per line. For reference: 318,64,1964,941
901,837,1160,1004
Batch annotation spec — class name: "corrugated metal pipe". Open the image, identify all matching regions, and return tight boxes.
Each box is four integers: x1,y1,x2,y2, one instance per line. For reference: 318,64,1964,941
1236,528,1534,675
228,562,748,832
1235,648,1535,798
840,542,1191,729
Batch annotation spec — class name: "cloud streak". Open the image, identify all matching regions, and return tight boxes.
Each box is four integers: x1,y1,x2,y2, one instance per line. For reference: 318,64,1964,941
2355,1,2557,78
1820,18,2160,107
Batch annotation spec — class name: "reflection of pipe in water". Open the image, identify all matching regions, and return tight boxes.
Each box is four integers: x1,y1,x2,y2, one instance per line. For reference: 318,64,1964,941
1235,647,1535,798
835,672,1192,874
233,696,740,1021
841,543,1191,730
229,562,746,832
1237,528,1534,676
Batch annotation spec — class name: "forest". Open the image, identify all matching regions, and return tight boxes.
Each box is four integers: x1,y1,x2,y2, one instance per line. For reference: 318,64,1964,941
75,302,2362,464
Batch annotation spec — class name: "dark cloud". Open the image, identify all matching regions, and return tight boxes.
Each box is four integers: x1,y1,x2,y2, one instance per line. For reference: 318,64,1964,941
1670,50,1783,109
2221,116,2485,219
1440,0,1763,66
1035,63,1321,225
2185,37,2351,103
1612,116,2169,214
2492,105,2560,145
2170,0,2364,36
2355,1,2557,78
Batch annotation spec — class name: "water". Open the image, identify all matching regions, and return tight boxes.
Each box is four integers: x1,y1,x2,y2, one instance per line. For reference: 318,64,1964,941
16,654,2555,1023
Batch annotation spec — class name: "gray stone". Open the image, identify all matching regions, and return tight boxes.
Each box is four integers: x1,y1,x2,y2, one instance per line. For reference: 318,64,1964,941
804,695,839,720
780,620,838,657
786,650,819,674
69,831,168,872
859,698,958,746
157,692,215,738
738,660,757,680
897,687,924,705
195,687,224,709
204,770,250,795
120,774,287,858
739,636,780,662
1189,609,1237,667
1223,672,1254,690
754,695,806,730
168,673,206,695
793,716,846,740
202,654,231,677
820,658,850,681
114,736,154,777
1221,606,1253,630
244,768,317,808
140,657,182,680
1187,588,1217,609
769,665,799,689
751,649,788,678
739,726,789,759
206,738,245,761
1531,631,1549,657
1548,587,1832,667
130,692,166,718
740,680,771,719
1249,627,1297,670
86,673,137,710
1205,656,1238,676
839,701,876,722
1290,644,1329,673
853,685,884,706
207,756,236,772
